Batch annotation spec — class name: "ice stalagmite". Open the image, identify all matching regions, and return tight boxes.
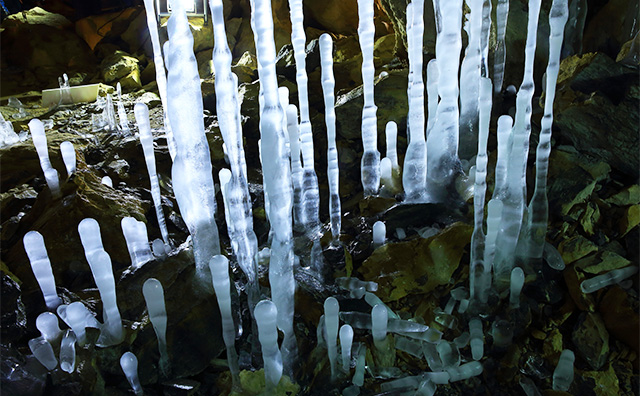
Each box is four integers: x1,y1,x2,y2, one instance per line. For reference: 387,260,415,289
255,300,283,390
357,0,380,196
526,0,569,263
493,0,510,94
319,33,342,240
287,104,304,229
24,231,61,310
36,312,62,343
29,119,61,198
494,0,542,288
209,0,259,314
120,352,144,395
509,267,525,308
552,349,574,391
324,297,340,380
251,0,297,373
116,83,130,135
403,0,428,202
209,256,241,390
142,278,169,375
59,301,101,346
289,0,321,240
29,337,57,371
340,324,354,372
60,141,76,177
134,103,170,247
121,217,154,268
142,0,176,160
165,1,220,282
580,266,639,294
426,0,463,202
426,59,438,136
59,329,77,373
78,218,123,346
469,78,492,302
385,121,400,180
458,0,482,159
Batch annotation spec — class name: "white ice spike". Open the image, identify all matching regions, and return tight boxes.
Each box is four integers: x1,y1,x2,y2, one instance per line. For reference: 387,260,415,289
28,119,61,198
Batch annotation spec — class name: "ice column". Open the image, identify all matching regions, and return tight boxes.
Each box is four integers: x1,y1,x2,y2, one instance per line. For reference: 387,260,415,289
526,0,569,262
469,78,492,302
403,0,428,202
208,256,241,390
509,267,525,308
121,217,154,268
552,349,574,391
580,266,639,294
340,324,354,372
426,59,439,136
289,0,321,240
319,33,342,240
251,0,297,371
458,0,482,159
28,119,61,198
447,361,483,382
61,301,101,346
372,221,386,248
116,83,130,135
134,103,170,246
469,318,483,360
324,297,340,380
24,231,61,310
166,1,221,281
28,337,57,371
426,0,463,202
60,141,76,177
357,0,380,196
493,0,510,94
142,0,176,160
255,300,283,389
287,105,304,229
101,176,113,187
142,278,170,375
120,352,144,395
494,0,542,288
59,329,77,373
385,121,400,183
36,312,62,343
78,218,123,346
371,303,388,347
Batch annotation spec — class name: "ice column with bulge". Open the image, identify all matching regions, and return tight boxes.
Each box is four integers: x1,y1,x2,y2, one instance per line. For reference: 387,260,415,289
357,0,381,196
255,300,283,390
78,218,123,346
28,119,61,198
251,0,297,373
134,103,171,247
165,0,221,282
142,278,170,375
121,217,154,268
23,231,62,310
319,33,342,240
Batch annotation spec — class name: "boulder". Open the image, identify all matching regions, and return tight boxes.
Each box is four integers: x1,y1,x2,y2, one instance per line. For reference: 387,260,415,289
100,50,142,89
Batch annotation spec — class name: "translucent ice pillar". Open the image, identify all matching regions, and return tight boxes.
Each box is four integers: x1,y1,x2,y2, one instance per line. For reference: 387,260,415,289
403,0,428,202
371,303,388,346
142,278,170,375
208,256,240,390
493,0,510,94
324,297,340,380
526,0,569,263
509,267,525,308
372,221,386,248
552,349,574,391
319,33,341,240
60,141,76,177
24,231,61,310
340,324,354,372
28,337,57,371
121,217,154,268
469,318,483,360
36,312,62,343
166,1,221,281
251,0,297,371
426,0,463,202
120,352,144,395
116,83,130,135
134,103,170,246
142,0,176,160
28,119,61,198
580,266,639,294
61,301,101,346
59,329,77,373
357,0,380,196
255,300,283,390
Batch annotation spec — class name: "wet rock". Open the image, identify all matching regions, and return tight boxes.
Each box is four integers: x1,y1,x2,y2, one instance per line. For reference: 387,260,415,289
583,0,639,57
618,204,640,237
557,235,598,265
100,50,142,90
574,250,631,275
605,185,640,207
0,270,27,343
580,364,621,396
232,51,258,85
599,286,639,354
572,312,609,370
359,222,472,301
0,345,47,396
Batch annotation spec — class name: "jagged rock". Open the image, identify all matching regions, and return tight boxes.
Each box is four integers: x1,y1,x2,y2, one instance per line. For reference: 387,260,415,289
232,51,258,84
605,185,640,206
618,204,640,237
554,53,639,177
583,0,639,57
0,345,48,396
572,312,609,370
558,235,598,265
574,250,631,275
359,222,472,301
196,49,214,79
599,286,640,355
580,364,621,396
100,50,142,89
616,33,640,66
0,270,27,343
